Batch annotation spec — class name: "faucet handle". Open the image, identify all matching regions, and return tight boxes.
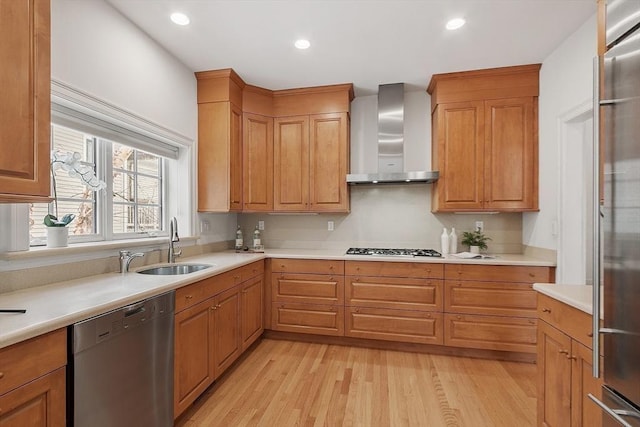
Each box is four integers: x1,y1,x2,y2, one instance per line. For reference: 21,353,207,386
119,250,131,258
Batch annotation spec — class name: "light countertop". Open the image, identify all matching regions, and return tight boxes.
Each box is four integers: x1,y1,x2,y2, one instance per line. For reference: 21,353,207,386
533,283,601,317
0,248,554,349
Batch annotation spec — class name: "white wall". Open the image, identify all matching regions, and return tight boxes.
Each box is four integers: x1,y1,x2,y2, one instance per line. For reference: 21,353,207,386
51,0,196,139
523,14,597,250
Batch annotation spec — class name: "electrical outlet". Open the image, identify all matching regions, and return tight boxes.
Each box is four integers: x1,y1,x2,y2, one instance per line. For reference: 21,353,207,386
200,220,210,233
327,220,334,231
475,221,484,232
258,220,265,231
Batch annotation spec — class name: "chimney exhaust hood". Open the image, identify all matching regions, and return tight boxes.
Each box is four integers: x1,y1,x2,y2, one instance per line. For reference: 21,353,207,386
346,83,439,185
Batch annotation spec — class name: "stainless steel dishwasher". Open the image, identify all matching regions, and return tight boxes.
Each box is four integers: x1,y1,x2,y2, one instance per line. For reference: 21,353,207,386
71,290,175,427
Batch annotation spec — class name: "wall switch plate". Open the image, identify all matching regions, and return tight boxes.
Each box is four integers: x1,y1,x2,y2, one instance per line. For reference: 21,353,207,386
475,221,484,232
327,220,334,231
258,220,265,231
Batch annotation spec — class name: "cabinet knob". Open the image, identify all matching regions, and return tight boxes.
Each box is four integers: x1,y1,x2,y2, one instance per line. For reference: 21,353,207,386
529,273,536,278
185,295,193,300
542,308,551,313
211,306,217,311
587,332,594,338
559,349,569,355
456,315,462,320
329,265,334,270
0,372,4,379
567,355,578,361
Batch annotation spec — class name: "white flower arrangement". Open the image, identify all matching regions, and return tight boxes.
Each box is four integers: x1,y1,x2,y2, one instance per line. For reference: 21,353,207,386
44,151,106,227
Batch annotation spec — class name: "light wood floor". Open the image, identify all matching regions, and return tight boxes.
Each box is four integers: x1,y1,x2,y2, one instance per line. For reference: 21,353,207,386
175,338,537,427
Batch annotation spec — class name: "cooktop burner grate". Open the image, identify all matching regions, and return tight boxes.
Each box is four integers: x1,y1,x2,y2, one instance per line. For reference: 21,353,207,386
345,248,442,257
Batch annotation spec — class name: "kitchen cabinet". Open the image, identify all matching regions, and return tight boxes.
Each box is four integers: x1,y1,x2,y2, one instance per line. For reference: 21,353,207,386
443,264,554,354
173,261,264,417
270,258,345,336
345,261,444,344
537,293,603,427
243,112,274,211
196,69,245,213
274,112,349,212
428,65,540,212
0,329,66,426
0,0,51,203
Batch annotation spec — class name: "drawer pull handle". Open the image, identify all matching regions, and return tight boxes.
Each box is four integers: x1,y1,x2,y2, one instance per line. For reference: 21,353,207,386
542,308,551,313
211,306,217,310
529,273,535,277
567,355,578,360
0,372,4,379
559,349,569,355
185,295,193,300
587,332,594,337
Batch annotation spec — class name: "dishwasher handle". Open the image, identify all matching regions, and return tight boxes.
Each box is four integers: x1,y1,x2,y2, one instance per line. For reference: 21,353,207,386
124,302,146,317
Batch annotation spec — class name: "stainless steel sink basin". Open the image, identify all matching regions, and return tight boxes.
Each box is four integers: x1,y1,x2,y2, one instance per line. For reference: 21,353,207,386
137,264,213,275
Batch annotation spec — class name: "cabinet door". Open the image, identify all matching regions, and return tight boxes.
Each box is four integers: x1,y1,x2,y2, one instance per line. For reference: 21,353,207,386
197,102,242,212
213,285,241,378
570,340,603,427
243,112,274,211
0,367,65,427
229,103,243,210
174,299,215,418
484,97,537,211
538,320,572,427
241,275,264,351
432,101,484,211
309,113,349,212
274,116,309,211
0,0,50,202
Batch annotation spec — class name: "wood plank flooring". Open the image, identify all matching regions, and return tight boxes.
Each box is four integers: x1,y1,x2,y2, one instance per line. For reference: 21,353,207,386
175,338,537,426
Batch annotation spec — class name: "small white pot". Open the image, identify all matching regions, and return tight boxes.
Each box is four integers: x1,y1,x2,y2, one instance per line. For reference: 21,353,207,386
470,245,480,254
47,227,69,248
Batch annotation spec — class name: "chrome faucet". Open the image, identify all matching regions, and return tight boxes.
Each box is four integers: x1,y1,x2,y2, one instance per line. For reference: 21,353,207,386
119,250,144,274
168,217,182,263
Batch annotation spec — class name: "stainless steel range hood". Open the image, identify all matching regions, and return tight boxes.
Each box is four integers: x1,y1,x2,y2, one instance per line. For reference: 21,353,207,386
346,83,439,185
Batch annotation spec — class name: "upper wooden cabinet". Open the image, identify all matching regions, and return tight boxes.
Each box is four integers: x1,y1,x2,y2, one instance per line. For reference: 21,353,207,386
196,69,353,213
0,0,51,203
428,65,540,212
196,69,245,212
243,112,274,211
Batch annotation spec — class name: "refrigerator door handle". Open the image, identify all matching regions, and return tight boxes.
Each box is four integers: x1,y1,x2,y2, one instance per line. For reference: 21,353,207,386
592,55,602,379
589,394,634,427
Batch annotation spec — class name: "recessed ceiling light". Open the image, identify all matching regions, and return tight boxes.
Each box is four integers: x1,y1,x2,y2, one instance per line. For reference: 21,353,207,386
170,12,190,26
294,39,311,50
446,18,466,30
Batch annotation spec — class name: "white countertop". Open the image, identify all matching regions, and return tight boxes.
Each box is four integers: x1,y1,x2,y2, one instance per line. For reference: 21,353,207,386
0,248,554,349
533,283,600,316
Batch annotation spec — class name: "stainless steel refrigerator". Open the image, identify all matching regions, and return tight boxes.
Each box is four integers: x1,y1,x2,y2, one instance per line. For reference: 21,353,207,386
592,1,640,425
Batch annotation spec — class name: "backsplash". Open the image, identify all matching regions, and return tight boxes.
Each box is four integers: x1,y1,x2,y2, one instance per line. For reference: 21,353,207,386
238,184,523,253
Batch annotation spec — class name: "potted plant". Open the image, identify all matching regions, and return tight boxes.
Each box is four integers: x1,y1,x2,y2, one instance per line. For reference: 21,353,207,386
461,228,491,254
45,151,105,247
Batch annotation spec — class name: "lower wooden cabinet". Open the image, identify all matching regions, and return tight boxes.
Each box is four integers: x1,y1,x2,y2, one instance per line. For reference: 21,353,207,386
272,302,344,336
0,367,66,427
0,329,66,427
241,274,264,351
174,264,264,418
444,313,537,353
346,306,443,344
537,294,603,427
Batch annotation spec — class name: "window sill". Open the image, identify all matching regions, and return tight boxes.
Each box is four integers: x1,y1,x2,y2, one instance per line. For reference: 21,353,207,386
1,236,198,263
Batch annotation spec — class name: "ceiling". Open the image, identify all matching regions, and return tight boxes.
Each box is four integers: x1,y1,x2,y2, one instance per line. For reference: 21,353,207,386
106,0,596,97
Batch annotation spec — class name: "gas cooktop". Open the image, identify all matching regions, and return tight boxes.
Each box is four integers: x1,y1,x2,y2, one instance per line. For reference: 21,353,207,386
345,248,442,257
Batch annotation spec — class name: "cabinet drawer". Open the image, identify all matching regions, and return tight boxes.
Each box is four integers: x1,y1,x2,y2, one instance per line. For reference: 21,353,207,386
271,303,344,336
271,258,344,275
345,261,443,279
346,307,443,345
538,293,593,350
444,281,537,317
444,264,555,283
272,273,344,305
0,329,66,396
444,313,537,353
346,276,443,311
176,268,244,312
240,261,264,282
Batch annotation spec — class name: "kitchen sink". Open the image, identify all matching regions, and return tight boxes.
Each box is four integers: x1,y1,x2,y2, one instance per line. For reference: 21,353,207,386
137,264,213,275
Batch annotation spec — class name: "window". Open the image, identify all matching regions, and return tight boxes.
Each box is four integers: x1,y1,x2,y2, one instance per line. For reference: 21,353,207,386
29,123,166,246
